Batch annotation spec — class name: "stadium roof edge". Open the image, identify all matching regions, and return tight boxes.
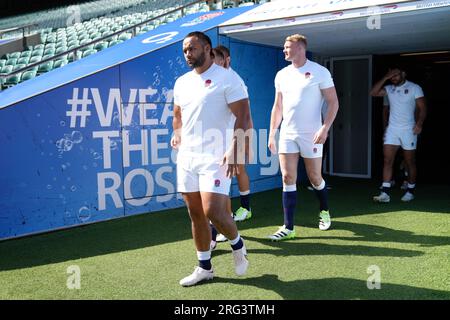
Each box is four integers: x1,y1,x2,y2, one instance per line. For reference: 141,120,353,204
220,0,423,27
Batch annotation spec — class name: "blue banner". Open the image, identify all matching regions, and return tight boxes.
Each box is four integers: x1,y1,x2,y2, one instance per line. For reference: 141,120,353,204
0,6,284,240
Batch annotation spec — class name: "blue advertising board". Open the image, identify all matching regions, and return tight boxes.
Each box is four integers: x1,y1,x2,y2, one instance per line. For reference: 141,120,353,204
0,6,282,240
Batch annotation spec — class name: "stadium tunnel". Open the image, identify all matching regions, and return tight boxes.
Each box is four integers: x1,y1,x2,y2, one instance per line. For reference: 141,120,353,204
219,0,450,183
1,0,450,240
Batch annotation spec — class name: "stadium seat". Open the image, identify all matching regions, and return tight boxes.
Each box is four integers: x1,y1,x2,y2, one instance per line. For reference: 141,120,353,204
21,70,37,82
101,30,113,38
31,50,44,57
67,35,78,42
79,38,92,45
82,49,97,58
20,51,32,58
55,47,67,55
94,42,108,51
108,39,123,47
43,48,56,56
78,34,90,42
46,35,57,43
0,65,13,75
6,58,18,66
68,51,82,62
118,33,132,41
28,56,42,65
17,57,30,65
13,64,26,72
53,59,68,69
8,52,21,59
67,40,80,47
33,44,45,51
37,60,54,74
4,73,22,87
81,44,95,52
90,33,102,41
0,59,6,68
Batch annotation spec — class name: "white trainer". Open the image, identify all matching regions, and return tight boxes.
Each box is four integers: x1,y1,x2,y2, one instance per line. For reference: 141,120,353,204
373,192,390,203
232,244,249,276
400,181,408,190
233,207,252,222
401,192,415,202
179,267,214,287
319,210,331,231
216,233,227,242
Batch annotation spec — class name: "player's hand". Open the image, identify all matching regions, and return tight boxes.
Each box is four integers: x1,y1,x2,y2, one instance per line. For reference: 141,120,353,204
221,147,240,178
313,126,328,144
268,134,277,154
413,124,422,135
170,134,181,149
384,69,401,81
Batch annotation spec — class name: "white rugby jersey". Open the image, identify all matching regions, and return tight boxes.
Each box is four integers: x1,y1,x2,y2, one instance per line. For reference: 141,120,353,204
384,80,424,129
174,63,248,160
275,60,334,133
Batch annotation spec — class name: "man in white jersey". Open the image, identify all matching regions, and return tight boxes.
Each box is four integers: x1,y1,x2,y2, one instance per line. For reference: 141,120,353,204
171,31,251,286
208,46,253,250
370,67,427,202
267,34,339,240
215,45,253,223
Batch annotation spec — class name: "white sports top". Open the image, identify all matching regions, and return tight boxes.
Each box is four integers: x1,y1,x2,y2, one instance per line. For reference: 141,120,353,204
275,60,334,133
174,63,248,160
384,80,424,129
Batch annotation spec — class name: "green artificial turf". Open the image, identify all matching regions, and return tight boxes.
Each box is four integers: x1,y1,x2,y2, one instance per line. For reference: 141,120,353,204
1,177,449,299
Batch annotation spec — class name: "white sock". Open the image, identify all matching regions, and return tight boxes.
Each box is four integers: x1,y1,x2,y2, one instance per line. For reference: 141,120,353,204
283,184,296,192
239,190,250,196
312,179,326,191
196,250,211,261
229,234,241,246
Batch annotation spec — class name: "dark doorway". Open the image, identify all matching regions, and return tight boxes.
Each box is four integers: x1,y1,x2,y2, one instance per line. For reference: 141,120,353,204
372,51,450,184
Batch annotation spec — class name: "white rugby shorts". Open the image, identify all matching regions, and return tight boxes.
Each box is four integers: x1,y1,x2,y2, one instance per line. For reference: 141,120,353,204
176,155,231,195
384,126,417,150
278,131,323,158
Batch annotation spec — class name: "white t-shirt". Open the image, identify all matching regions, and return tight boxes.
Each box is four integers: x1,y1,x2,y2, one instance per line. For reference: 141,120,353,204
275,60,334,133
230,67,248,94
174,63,248,160
229,67,251,125
384,80,424,129
383,95,390,107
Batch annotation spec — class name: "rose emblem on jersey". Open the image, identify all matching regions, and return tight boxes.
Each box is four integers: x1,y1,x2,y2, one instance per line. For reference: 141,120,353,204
214,179,221,187
305,72,311,79
313,147,317,153
205,79,212,87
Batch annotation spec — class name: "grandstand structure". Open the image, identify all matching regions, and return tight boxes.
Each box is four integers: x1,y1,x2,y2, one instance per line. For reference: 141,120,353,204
0,0,263,90
1,0,449,242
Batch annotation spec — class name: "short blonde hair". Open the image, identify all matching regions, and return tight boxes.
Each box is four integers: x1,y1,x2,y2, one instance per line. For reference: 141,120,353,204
285,34,307,48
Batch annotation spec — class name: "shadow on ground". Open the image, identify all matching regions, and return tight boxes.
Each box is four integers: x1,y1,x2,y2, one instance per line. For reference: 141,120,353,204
212,274,450,299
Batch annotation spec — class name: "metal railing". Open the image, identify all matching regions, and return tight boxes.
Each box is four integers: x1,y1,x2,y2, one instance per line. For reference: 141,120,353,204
0,0,264,90
0,24,37,39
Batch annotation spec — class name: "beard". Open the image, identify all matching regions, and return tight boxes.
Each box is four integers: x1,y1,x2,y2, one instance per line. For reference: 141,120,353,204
391,77,405,86
188,51,206,69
